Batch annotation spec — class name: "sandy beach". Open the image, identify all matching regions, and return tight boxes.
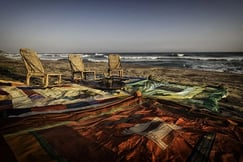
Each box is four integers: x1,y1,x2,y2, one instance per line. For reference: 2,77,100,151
1,53,243,161
1,54,242,113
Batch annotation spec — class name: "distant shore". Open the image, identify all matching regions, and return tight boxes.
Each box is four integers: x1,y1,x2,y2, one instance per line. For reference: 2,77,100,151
0,53,242,115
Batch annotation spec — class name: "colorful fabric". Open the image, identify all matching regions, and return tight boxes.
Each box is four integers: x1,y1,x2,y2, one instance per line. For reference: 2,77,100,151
0,79,241,161
0,97,242,162
0,84,129,117
124,79,228,112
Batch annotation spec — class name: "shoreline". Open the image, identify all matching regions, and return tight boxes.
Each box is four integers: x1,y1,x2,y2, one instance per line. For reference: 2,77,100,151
0,54,242,114
3,52,243,75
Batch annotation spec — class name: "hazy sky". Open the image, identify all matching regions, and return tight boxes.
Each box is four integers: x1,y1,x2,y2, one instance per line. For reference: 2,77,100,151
1,0,243,53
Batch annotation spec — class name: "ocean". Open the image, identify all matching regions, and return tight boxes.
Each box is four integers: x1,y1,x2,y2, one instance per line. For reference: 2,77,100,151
3,52,243,74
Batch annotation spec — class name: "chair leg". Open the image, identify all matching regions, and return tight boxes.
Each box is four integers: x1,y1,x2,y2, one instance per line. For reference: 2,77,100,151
119,70,123,77
26,75,31,86
41,77,45,85
44,75,49,87
81,72,84,80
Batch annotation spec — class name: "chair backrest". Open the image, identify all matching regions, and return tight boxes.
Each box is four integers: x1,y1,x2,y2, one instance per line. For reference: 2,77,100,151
20,48,45,74
68,54,84,72
108,54,122,70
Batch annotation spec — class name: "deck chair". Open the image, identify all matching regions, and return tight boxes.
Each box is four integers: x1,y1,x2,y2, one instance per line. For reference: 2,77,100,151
20,48,62,87
108,54,123,77
68,54,96,81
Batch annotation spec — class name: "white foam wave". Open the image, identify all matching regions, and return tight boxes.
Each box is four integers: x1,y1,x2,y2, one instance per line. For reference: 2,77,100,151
121,55,243,62
87,58,108,63
2,52,242,74
121,56,166,62
2,53,21,60
181,56,243,61
95,53,104,56
191,63,243,74
81,54,90,58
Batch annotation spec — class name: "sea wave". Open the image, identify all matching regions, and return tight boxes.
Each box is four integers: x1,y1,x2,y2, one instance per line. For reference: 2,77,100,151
180,56,243,61
87,58,108,63
2,52,243,74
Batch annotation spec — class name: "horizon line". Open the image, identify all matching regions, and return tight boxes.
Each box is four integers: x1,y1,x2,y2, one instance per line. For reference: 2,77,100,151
1,49,243,54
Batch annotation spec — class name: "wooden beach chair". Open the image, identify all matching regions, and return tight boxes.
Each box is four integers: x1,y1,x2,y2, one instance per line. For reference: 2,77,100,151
108,54,123,77
20,48,62,87
68,54,96,81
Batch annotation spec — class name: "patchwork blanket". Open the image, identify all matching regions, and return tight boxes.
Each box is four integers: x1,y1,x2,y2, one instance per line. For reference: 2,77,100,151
0,78,234,119
0,97,242,162
0,84,129,117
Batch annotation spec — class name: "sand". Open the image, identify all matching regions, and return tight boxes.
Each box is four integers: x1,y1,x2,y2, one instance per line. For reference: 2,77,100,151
0,54,242,114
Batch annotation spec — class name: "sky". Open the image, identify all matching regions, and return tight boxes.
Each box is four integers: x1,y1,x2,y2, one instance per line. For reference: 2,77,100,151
0,0,243,53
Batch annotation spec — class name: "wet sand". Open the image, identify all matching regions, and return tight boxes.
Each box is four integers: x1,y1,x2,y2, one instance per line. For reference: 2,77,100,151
0,54,242,114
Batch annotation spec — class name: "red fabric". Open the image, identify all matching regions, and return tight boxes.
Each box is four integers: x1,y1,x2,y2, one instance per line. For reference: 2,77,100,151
0,97,242,162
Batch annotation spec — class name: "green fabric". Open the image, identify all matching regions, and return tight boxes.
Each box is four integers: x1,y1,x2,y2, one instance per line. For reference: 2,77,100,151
203,87,227,112
124,79,227,112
